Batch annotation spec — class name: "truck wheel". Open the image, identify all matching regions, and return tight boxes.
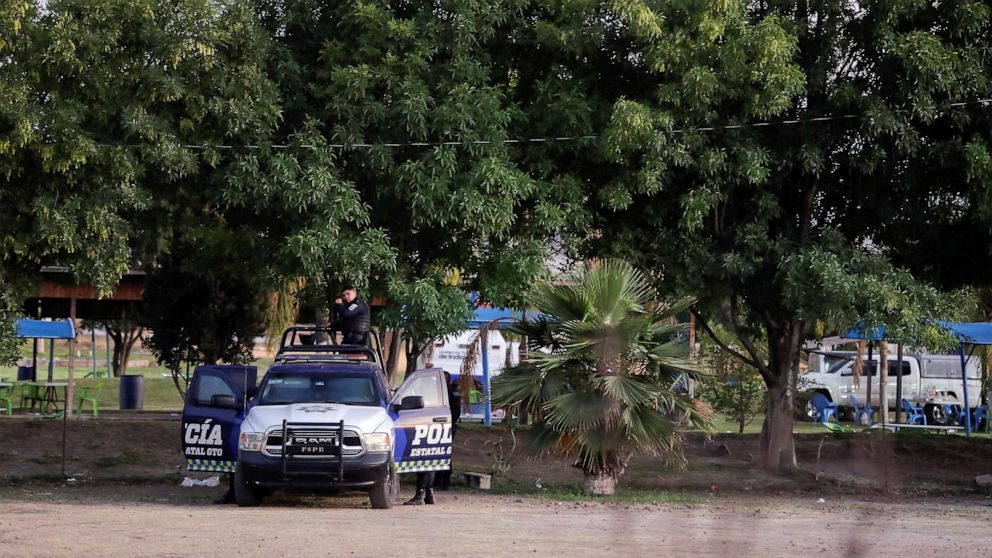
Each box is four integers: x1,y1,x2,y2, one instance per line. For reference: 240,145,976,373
369,463,396,510
234,459,262,507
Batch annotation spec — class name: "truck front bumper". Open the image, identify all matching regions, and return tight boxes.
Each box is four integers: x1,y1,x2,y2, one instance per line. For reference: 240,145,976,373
239,450,390,490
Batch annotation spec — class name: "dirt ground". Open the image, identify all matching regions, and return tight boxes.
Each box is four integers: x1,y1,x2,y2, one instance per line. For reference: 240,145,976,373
0,485,991,557
3,416,992,494
3,416,992,557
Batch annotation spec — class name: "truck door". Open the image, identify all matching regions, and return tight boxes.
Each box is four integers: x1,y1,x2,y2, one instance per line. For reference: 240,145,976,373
390,369,452,474
182,365,257,473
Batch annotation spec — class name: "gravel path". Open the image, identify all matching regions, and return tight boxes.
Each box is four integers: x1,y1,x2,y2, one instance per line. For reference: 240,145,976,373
1,486,991,557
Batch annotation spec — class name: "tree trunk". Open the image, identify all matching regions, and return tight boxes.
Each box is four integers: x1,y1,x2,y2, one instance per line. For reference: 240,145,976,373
737,375,746,433
385,329,403,387
405,339,423,375
760,379,797,469
758,322,803,469
107,325,143,377
583,472,617,496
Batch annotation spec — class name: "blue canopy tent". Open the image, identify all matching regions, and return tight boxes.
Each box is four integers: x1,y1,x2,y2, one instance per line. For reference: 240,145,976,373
839,322,890,422
842,320,989,435
936,321,992,436
466,307,524,426
15,318,76,381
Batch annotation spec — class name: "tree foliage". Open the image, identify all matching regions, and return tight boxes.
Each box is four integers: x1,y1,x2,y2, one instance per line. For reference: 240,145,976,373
587,1,992,468
0,282,21,366
0,0,283,356
142,235,270,395
4,2,991,475
493,260,711,495
699,344,765,434
239,0,588,351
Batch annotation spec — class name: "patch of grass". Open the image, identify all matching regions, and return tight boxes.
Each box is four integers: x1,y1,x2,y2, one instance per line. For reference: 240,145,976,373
94,453,141,469
2,358,276,412
489,478,706,505
29,453,63,465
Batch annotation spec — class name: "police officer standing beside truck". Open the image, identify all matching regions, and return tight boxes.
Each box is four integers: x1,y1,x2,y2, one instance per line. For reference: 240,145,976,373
405,371,460,504
332,285,371,345
434,371,460,490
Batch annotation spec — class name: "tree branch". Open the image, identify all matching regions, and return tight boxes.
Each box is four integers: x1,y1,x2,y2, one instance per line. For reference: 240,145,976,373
728,292,774,381
693,311,761,371
800,182,817,244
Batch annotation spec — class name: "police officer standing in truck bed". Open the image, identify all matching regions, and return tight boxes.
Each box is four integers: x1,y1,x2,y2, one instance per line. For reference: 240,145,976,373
332,285,370,345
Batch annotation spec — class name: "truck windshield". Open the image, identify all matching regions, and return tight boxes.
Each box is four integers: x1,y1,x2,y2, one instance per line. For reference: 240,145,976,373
257,373,378,406
825,359,851,374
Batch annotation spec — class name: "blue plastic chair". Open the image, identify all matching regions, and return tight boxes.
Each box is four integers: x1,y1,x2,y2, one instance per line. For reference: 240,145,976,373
849,395,874,425
971,405,988,431
809,393,838,424
900,399,926,425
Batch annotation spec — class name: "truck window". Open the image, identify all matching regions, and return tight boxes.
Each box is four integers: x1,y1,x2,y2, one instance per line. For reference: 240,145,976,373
397,373,445,407
257,373,378,406
193,375,237,406
838,361,911,376
921,358,981,379
888,362,911,376
825,360,850,374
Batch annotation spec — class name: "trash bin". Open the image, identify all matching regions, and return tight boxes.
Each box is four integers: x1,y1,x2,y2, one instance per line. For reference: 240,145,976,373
17,365,35,381
119,374,145,410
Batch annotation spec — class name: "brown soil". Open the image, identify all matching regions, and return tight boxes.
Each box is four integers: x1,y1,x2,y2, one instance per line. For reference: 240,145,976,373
0,486,990,557
3,417,992,557
2,416,992,496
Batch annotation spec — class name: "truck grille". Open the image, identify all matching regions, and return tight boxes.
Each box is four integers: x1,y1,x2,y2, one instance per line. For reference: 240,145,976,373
263,427,364,458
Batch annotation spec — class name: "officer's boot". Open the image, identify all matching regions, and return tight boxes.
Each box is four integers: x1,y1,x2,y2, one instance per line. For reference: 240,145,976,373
424,488,435,505
213,486,235,505
404,489,425,505
213,477,236,505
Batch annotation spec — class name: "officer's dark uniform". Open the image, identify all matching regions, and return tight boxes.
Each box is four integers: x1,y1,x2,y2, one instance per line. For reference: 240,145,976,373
332,299,370,345
434,378,460,489
406,374,460,505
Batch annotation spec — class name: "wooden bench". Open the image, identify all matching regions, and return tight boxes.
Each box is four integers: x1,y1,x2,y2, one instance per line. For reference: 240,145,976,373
464,472,492,490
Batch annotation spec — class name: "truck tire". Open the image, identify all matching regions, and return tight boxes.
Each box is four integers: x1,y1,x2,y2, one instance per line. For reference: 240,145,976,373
234,459,263,507
369,462,396,510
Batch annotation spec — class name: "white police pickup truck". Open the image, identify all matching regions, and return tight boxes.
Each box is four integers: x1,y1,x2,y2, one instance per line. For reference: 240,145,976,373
181,327,453,508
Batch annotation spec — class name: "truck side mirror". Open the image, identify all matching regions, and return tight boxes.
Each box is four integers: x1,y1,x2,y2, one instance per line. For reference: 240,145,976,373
210,394,240,409
398,395,425,412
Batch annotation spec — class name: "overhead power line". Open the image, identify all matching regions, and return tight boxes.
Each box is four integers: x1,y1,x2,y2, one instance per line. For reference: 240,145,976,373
93,97,992,151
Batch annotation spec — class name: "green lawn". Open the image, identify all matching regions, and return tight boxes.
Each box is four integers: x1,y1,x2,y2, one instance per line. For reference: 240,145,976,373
702,417,829,435
1,354,275,412
2,377,183,412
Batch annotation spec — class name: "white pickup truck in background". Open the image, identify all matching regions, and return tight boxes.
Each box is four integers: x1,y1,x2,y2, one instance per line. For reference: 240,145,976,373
804,352,982,422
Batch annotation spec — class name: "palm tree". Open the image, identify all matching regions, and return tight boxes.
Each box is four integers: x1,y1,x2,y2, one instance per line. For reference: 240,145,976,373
493,260,711,495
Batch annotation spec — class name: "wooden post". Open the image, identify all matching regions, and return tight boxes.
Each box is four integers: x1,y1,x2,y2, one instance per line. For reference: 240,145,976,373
66,297,76,418
91,328,97,378
866,341,873,407
689,313,697,359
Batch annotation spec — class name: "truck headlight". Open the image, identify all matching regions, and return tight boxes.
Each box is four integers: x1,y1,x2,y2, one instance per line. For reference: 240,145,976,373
239,432,266,451
363,432,391,452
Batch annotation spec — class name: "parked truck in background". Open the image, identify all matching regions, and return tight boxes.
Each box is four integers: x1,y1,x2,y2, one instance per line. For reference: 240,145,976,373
803,352,981,424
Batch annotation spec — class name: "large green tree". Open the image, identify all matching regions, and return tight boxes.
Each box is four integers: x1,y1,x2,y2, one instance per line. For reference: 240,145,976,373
143,231,271,396
590,1,988,468
231,0,592,367
0,0,282,352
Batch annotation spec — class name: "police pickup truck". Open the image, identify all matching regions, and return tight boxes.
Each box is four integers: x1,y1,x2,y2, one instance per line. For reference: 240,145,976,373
181,326,453,508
